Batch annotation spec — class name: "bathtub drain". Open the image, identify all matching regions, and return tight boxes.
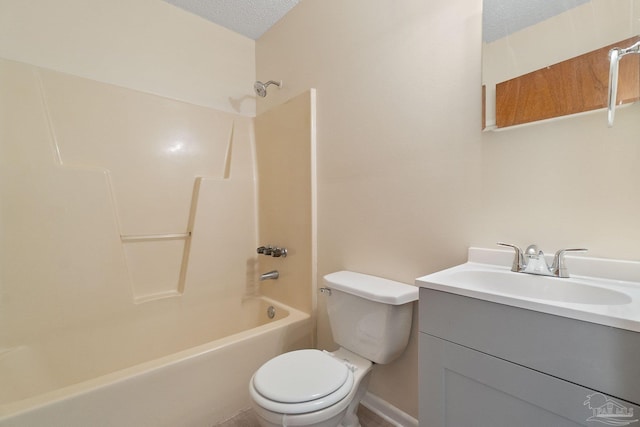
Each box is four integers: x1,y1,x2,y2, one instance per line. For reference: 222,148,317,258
267,305,276,319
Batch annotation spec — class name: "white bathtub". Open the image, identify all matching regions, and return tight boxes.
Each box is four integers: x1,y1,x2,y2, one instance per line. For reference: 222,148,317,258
0,296,311,426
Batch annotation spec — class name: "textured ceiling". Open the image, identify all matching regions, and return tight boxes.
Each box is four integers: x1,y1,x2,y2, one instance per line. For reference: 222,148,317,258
164,0,592,45
163,0,300,40
483,0,591,43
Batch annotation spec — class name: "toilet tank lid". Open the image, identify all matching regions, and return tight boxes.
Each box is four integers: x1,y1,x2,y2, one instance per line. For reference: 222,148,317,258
323,271,418,305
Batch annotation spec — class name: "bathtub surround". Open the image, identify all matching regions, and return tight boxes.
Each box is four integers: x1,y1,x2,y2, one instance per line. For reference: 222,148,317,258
0,46,316,425
41,67,257,303
255,91,317,315
0,58,258,340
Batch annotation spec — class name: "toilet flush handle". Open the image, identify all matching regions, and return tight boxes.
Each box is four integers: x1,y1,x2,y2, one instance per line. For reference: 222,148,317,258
319,287,332,296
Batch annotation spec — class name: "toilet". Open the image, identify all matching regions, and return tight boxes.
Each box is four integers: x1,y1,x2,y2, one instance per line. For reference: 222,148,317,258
249,271,419,427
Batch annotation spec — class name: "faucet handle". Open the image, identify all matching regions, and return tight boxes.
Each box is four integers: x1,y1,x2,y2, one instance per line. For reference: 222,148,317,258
271,247,288,258
497,242,525,272
551,248,588,278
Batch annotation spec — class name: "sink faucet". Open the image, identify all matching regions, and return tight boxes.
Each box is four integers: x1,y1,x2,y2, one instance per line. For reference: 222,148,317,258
497,243,587,278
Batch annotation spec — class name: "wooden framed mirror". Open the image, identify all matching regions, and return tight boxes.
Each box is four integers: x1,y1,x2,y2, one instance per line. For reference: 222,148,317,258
482,0,640,129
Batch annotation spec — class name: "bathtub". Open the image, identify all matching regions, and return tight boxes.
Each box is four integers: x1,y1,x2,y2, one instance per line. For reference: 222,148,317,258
0,296,311,426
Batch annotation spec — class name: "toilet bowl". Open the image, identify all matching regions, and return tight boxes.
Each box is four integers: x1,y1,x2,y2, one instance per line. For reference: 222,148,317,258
249,348,372,427
249,271,418,427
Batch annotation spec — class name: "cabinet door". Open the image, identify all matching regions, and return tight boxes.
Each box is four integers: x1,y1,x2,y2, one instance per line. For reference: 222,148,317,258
420,333,640,427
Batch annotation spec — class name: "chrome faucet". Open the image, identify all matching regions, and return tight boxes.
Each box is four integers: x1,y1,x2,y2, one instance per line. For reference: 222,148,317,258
497,242,587,278
259,270,279,281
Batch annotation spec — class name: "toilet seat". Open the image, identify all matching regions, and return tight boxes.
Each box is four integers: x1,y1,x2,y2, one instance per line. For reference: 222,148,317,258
250,349,355,414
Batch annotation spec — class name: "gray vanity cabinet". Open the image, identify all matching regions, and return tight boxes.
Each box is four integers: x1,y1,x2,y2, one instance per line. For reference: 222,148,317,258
419,288,640,427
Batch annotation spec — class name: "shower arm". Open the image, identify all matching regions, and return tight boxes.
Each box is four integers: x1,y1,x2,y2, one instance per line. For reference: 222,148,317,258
607,40,640,127
254,79,282,97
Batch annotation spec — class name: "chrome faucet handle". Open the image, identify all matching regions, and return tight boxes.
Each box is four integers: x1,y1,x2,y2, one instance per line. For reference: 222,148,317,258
551,248,588,278
256,246,267,254
263,245,274,256
271,247,288,258
497,242,525,272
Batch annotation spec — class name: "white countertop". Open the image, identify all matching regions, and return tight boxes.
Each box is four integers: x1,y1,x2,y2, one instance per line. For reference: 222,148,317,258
416,247,640,333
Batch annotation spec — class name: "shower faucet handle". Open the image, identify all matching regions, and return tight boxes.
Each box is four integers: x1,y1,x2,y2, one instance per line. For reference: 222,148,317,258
271,248,288,258
257,245,287,257
257,245,274,255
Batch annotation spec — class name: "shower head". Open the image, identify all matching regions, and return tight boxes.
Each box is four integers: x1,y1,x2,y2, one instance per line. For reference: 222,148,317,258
254,80,282,97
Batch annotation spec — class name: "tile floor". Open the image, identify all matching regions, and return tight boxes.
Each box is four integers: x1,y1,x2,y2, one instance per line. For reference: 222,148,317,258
215,405,396,427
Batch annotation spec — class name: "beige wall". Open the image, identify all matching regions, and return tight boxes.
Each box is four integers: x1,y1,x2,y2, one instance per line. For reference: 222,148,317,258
257,0,483,417
0,0,256,115
257,0,640,418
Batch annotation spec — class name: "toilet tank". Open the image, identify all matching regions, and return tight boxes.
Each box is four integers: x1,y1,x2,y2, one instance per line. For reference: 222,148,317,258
323,271,419,364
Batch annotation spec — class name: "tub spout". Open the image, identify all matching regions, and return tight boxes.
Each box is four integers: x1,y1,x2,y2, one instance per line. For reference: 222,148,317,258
259,270,279,281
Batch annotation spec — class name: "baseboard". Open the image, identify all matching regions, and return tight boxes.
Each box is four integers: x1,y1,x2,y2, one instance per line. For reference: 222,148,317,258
360,392,418,427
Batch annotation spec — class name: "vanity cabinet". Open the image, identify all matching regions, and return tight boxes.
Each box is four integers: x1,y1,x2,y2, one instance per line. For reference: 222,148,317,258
419,288,640,427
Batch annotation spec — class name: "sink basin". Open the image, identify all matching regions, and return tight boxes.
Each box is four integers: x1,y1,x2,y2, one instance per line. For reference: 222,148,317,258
448,270,632,305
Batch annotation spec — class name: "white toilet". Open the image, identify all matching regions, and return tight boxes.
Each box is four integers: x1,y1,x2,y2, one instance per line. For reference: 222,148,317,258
249,271,419,427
